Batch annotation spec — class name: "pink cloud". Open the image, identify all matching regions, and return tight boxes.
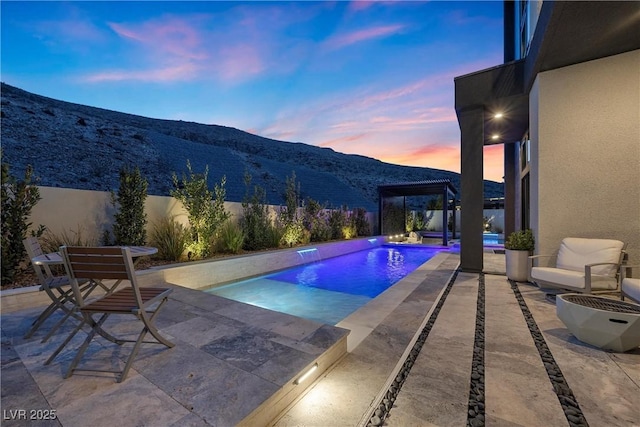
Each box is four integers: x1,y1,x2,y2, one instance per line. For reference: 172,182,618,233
83,63,199,83
108,17,208,61
324,24,405,50
318,133,368,148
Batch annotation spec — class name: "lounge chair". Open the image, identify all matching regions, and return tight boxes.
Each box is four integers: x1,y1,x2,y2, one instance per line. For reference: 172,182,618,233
621,265,640,304
529,237,626,294
47,246,174,382
22,237,91,341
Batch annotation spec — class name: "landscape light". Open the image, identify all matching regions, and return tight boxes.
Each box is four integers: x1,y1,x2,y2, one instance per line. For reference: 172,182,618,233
294,363,318,385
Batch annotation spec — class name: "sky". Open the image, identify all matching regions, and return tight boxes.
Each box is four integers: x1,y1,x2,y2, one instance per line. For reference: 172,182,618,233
1,1,505,182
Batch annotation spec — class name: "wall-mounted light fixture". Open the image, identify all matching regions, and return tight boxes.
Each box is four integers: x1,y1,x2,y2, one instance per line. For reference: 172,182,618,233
294,363,318,385
491,134,500,141
494,112,504,119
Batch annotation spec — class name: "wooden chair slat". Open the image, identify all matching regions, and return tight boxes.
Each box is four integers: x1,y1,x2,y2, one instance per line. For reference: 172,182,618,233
68,255,126,265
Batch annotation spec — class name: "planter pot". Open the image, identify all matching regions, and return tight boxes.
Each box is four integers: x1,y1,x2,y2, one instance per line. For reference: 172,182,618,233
505,249,530,282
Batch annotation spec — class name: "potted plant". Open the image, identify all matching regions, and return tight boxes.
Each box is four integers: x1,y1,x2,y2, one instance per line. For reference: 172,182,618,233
504,229,535,281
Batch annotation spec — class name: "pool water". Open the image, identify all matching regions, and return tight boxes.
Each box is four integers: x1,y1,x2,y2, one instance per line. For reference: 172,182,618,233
205,245,442,325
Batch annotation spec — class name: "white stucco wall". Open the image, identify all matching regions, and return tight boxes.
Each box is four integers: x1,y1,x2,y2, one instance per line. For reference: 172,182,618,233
530,50,640,266
29,186,377,242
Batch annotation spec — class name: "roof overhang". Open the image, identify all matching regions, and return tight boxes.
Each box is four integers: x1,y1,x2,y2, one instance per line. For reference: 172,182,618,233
378,179,457,198
454,1,640,146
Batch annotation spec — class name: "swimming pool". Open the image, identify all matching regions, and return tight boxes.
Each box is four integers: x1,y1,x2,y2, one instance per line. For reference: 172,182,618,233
205,245,443,324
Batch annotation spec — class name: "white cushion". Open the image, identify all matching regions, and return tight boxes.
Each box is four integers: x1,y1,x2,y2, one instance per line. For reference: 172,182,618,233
556,238,624,276
531,266,618,290
622,278,640,303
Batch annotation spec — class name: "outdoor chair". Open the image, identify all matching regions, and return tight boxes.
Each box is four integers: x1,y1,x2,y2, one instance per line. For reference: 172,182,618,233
621,265,640,304
529,237,626,294
46,246,174,383
22,237,91,342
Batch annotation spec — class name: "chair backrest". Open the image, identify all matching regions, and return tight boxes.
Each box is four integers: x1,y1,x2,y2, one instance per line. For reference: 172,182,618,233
23,236,54,285
60,246,141,308
556,238,625,276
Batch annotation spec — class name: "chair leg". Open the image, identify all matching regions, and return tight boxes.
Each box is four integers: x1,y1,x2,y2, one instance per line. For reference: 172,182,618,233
23,301,58,339
41,306,77,343
118,327,149,383
45,318,86,365
64,313,110,379
141,298,174,348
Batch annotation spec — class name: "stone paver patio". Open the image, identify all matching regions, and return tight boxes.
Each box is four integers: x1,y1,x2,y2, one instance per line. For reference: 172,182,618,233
1,252,639,426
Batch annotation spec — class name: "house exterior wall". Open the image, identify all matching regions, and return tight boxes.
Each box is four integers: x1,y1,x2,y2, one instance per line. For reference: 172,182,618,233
529,50,640,266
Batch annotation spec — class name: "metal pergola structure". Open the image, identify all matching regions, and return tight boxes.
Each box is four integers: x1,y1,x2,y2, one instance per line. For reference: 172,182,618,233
378,179,458,246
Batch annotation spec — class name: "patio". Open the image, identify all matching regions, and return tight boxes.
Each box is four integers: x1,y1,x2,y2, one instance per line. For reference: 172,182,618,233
1,251,639,426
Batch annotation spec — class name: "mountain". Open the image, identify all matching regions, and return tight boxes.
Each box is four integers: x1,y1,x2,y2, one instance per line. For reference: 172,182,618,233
0,83,503,211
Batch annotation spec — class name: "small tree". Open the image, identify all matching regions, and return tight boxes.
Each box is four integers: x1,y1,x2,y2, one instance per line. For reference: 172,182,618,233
304,198,331,242
110,165,148,246
1,161,43,283
241,171,276,251
352,207,371,237
171,160,230,259
279,171,305,247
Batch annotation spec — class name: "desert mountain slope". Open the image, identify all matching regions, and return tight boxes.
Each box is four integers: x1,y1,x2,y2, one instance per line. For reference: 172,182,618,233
1,83,503,210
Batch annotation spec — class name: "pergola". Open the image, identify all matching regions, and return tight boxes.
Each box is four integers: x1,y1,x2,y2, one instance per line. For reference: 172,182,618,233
378,179,458,246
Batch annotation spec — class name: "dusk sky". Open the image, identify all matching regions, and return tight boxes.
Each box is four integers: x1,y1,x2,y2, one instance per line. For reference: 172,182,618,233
1,1,505,182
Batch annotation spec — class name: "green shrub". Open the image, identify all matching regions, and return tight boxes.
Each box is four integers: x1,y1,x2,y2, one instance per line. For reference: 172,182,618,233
150,216,189,261
505,229,535,251
1,161,43,283
281,220,305,247
414,211,425,232
278,172,305,247
328,207,348,240
241,172,278,251
342,223,357,239
39,226,98,253
304,198,331,242
110,165,148,246
218,220,245,254
353,207,371,236
171,160,230,259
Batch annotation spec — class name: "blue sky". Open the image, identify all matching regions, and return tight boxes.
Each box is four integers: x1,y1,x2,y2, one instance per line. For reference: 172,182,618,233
1,1,505,182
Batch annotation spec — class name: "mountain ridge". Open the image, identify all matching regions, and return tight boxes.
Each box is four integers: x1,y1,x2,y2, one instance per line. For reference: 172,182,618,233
0,82,503,211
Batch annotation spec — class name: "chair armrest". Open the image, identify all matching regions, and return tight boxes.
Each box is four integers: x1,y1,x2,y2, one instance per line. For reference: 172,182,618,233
584,262,622,293
528,254,554,270
620,265,640,279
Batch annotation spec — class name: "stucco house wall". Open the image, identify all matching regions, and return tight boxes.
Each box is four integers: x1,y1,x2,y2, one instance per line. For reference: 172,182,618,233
529,50,640,266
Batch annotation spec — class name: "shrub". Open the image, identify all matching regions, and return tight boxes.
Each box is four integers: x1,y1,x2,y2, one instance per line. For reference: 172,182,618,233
241,172,278,251
405,211,415,233
341,223,357,239
110,165,148,246
352,207,371,236
171,160,230,259
39,226,98,253
1,161,43,283
414,211,425,231
278,172,305,247
218,220,245,254
304,198,331,242
150,216,189,261
505,229,535,251
328,207,348,240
